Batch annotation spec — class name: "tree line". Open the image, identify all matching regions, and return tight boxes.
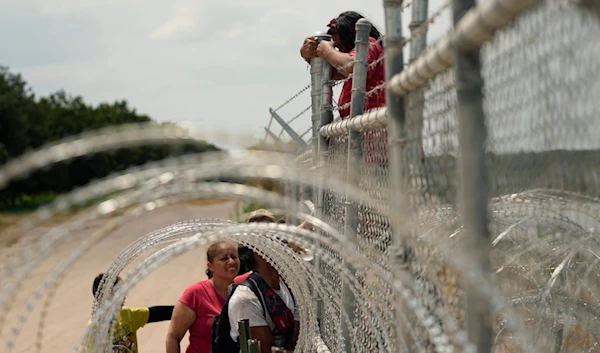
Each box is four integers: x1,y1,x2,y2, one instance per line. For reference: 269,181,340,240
0,66,221,210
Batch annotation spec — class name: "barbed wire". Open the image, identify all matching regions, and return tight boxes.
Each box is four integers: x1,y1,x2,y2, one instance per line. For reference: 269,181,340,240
300,126,312,139
334,82,387,113
277,105,313,138
265,84,312,141
273,84,312,112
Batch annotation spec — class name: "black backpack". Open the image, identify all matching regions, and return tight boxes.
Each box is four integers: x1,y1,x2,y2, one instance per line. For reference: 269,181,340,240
211,272,296,353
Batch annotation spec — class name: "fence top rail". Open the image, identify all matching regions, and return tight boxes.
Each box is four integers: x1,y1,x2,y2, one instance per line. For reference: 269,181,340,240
389,0,538,96
319,106,388,137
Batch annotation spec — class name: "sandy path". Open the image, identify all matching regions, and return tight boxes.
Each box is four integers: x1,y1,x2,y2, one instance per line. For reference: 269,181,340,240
0,201,236,353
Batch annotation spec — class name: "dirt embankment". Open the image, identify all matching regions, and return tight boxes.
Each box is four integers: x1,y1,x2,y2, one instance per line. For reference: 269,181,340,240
0,201,235,353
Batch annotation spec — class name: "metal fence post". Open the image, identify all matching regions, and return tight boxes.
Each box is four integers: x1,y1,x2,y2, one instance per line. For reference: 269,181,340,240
310,39,324,152
309,35,325,203
239,319,251,353
452,0,493,352
408,0,429,180
383,0,408,227
316,34,334,221
316,33,333,327
309,32,333,210
409,0,429,61
340,18,372,353
309,32,333,326
382,0,409,349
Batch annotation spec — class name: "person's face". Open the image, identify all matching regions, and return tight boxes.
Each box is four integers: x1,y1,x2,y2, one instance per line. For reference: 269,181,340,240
332,33,342,50
329,33,350,53
207,244,240,281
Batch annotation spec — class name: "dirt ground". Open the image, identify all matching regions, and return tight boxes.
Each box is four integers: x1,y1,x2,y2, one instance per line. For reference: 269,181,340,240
0,201,236,353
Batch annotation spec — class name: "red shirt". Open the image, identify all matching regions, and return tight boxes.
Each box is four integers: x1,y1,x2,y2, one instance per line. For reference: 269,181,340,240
234,271,251,284
338,37,386,119
179,280,225,353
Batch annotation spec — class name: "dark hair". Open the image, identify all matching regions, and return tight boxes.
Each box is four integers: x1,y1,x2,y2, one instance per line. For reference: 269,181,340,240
205,241,234,279
327,11,383,52
92,273,121,300
237,245,257,275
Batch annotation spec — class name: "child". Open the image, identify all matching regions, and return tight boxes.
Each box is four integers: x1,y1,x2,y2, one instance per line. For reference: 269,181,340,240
89,273,174,353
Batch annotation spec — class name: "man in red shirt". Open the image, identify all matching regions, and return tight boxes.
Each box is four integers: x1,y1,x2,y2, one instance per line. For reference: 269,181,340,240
300,11,386,120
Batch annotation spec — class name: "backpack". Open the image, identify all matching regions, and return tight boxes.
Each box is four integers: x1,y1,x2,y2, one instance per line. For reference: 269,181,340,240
211,272,296,353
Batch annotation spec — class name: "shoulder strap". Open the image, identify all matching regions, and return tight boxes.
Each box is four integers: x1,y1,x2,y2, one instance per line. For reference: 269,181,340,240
240,274,269,319
211,284,239,353
244,273,295,336
280,277,295,304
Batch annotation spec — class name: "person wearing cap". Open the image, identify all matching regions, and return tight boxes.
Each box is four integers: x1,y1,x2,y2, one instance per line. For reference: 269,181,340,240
236,209,309,282
228,208,301,352
299,11,386,120
247,208,277,223
248,208,313,231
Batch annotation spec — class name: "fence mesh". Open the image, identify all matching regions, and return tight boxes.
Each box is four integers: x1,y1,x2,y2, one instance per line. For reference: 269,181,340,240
483,2,600,351
312,0,600,352
483,1,600,197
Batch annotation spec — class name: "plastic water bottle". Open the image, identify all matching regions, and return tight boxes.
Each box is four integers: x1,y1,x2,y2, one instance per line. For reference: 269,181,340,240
302,247,314,262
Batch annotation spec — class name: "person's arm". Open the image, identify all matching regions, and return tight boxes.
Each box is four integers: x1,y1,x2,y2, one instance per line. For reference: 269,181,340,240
326,50,354,77
286,241,306,254
304,37,346,80
148,305,174,323
281,221,316,255
229,288,272,353
288,320,300,352
317,41,354,77
288,298,301,351
250,326,275,353
300,36,318,63
297,220,314,231
165,301,196,353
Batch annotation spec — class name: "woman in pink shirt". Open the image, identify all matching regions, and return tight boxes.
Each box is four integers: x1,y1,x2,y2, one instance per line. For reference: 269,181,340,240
165,241,240,353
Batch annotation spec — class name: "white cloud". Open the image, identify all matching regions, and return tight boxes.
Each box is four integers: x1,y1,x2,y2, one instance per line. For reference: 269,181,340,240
150,15,195,40
149,2,201,40
224,25,244,40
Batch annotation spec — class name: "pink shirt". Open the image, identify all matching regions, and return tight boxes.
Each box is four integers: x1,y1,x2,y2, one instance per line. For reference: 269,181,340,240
179,280,225,353
234,272,252,284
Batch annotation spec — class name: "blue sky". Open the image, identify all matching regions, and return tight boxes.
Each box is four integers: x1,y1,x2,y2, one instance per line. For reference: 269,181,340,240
0,0,452,150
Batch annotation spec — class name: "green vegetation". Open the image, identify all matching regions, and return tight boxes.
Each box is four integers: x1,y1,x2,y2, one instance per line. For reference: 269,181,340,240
0,66,221,211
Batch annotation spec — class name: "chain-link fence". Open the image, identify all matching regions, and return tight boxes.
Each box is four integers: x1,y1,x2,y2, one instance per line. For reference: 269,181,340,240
265,0,600,351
